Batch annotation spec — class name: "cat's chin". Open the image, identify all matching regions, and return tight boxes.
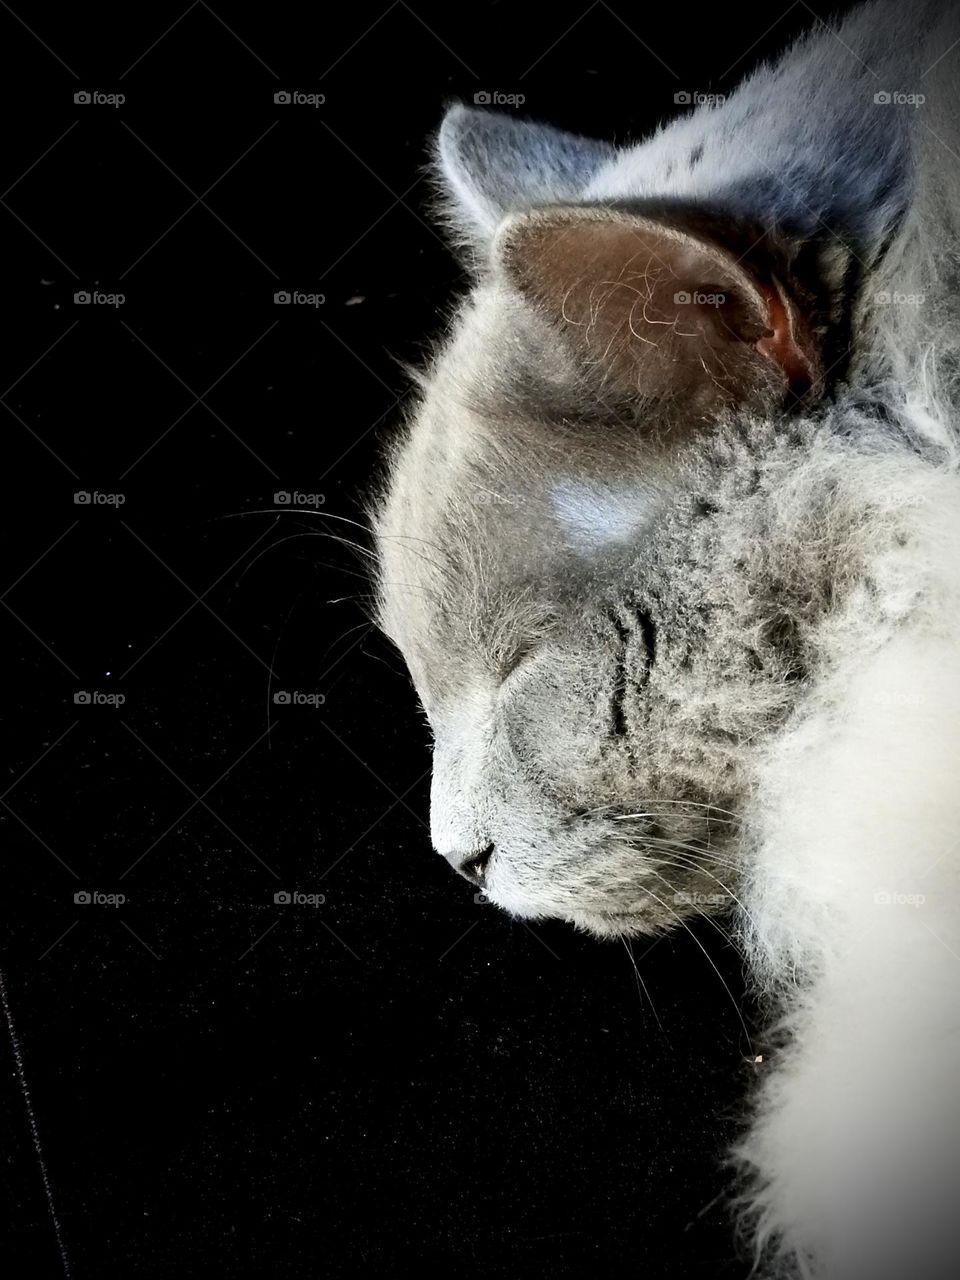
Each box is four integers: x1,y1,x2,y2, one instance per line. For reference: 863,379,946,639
487,885,682,939
485,882,661,938
565,910,662,940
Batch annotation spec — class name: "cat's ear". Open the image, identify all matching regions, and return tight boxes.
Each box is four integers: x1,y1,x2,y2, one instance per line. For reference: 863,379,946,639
434,104,617,260
495,205,826,416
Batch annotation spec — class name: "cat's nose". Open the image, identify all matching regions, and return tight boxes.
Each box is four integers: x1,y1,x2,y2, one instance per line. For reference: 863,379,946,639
454,843,495,886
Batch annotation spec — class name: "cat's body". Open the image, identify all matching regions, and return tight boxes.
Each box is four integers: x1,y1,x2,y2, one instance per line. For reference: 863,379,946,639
373,2,960,1275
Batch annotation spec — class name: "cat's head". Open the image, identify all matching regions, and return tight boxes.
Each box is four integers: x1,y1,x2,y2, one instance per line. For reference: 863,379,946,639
372,107,848,937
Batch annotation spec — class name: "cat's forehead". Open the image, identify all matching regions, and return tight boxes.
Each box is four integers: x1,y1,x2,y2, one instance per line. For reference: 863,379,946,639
374,425,560,696
373,398,657,709
371,281,685,709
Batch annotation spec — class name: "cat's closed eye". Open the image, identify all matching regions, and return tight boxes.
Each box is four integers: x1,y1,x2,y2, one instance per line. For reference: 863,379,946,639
496,642,537,683
605,605,656,737
636,608,657,669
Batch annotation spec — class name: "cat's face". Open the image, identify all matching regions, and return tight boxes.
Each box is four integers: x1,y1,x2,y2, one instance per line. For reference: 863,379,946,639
373,106,840,936
375,341,812,936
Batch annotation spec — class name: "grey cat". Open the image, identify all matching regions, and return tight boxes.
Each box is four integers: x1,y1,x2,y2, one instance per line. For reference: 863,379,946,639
372,2,960,1275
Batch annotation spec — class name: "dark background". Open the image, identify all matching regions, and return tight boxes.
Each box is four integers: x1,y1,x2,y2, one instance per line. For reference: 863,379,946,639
0,3,856,1276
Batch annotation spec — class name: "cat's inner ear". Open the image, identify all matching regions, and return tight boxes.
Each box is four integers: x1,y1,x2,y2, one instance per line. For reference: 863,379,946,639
495,207,822,416
434,106,616,261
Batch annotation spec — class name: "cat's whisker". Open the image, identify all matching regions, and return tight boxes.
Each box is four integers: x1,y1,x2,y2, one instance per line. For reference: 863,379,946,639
319,619,376,664
638,830,740,862
225,507,372,533
235,532,375,586
576,802,620,817
374,579,446,606
222,508,457,582
643,833,728,857
613,798,744,821
621,937,668,1038
640,886,754,1055
650,856,759,935
223,510,381,563
613,810,740,829
646,868,745,959
637,834,744,871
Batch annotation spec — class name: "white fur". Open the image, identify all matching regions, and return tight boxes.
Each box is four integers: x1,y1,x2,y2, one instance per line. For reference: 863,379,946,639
549,479,660,551
737,463,960,1277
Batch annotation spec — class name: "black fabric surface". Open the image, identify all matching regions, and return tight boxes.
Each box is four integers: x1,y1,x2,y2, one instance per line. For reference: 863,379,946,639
1,4,856,1275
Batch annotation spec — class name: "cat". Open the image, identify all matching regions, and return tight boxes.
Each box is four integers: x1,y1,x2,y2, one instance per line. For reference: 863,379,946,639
371,1,960,1275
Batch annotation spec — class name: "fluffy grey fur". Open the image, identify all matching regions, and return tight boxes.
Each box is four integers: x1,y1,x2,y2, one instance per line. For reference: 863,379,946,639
371,2,960,1275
